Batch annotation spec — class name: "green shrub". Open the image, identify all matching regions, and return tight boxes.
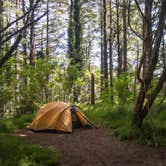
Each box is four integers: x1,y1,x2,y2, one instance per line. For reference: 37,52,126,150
13,113,35,129
0,113,35,133
0,119,16,133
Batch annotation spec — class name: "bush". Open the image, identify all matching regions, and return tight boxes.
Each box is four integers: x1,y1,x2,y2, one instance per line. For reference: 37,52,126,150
0,113,35,133
0,119,16,133
13,113,35,129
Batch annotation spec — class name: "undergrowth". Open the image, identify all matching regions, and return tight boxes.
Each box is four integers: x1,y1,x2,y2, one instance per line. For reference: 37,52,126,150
0,135,61,166
83,102,166,146
0,113,61,165
0,113,34,133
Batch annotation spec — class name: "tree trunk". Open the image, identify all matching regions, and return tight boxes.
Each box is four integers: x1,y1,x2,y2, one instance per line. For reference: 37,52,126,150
90,73,95,104
0,0,4,116
116,0,122,77
67,0,82,102
103,0,108,91
15,0,20,108
45,0,50,102
100,0,104,95
122,0,127,72
29,0,35,66
133,0,166,127
109,0,113,103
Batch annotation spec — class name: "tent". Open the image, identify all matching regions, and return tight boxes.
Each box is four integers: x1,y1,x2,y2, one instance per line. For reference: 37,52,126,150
30,101,92,133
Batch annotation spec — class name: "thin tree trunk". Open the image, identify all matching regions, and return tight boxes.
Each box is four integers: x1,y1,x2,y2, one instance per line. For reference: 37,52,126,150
116,0,122,77
90,73,95,104
22,0,27,68
29,0,35,66
100,0,104,95
0,0,4,116
109,0,113,103
134,44,139,99
15,0,20,109
45,0,50,102
122,0,127,72
103,0,108,91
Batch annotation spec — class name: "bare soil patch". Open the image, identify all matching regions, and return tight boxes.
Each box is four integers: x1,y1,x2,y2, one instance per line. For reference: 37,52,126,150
14,128,166,166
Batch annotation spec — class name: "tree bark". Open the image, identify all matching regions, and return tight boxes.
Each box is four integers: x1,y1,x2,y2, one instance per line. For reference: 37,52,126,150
122,0,127,72
116,0,122,77
45,0,50,102
29,0,35,66
100,0,104,95
103,0,108,90
133,0,166,127
90,73,95,104
109,0,113,103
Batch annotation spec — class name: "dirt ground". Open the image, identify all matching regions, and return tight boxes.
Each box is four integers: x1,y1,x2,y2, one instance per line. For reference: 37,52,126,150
14,128,166,166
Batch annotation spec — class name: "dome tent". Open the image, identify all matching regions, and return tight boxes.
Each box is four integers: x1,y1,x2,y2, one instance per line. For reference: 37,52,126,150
30,102,92,133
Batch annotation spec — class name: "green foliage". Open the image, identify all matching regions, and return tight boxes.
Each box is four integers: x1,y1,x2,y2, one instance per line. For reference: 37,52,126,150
0,118,16,133
0,113,34,132
0,59,15,106
13,113,35,129
19,59,55,113
84,102,166,146
113,72,134,104
0,135,61,166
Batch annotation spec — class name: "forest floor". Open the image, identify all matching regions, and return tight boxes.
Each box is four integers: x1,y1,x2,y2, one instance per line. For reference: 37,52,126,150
14,127,166,166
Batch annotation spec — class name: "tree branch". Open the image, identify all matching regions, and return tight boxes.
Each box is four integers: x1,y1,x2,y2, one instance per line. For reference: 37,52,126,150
143,67,166,114
128,0,144,40
0,11,48,45
134,0,147,21
0,11,47,68
0,0,41,34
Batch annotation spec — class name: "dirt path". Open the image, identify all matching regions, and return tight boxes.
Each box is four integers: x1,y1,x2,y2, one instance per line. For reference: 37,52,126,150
15,128,166,166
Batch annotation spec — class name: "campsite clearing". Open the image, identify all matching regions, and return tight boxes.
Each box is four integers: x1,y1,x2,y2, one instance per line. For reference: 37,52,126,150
14,127,166,166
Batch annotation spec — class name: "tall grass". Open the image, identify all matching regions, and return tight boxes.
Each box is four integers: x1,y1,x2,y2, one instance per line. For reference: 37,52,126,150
83,102,166,146
0,113,61,165
0,135,61,166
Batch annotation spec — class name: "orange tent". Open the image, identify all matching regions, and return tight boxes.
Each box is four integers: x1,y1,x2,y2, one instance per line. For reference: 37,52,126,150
30,102,92,133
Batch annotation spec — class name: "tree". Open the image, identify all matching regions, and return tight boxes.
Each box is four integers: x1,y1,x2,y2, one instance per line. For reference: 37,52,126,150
29,0,35,66
67,0,83,102
0,0,46,67
116,0,122,77
103,0,108,91
122,0,127,72
133,0,166,127
109,0,113,103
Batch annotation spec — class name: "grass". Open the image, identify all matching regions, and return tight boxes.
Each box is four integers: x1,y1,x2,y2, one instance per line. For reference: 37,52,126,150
83,102,166,146
0,113,61,165
0,135,61,166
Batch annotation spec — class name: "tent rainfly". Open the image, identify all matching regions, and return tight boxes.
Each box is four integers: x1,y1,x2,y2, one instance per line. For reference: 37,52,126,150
30,102,92,133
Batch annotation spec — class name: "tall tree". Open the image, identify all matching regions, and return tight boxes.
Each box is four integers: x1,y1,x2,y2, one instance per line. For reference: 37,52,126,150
116,0,122,77
103,0,108,91
67,0,83,102
133,0,166,127
44,0,50,102
29,0,35,66
109,0,113,103
122,0,127,72
100,0,104,95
